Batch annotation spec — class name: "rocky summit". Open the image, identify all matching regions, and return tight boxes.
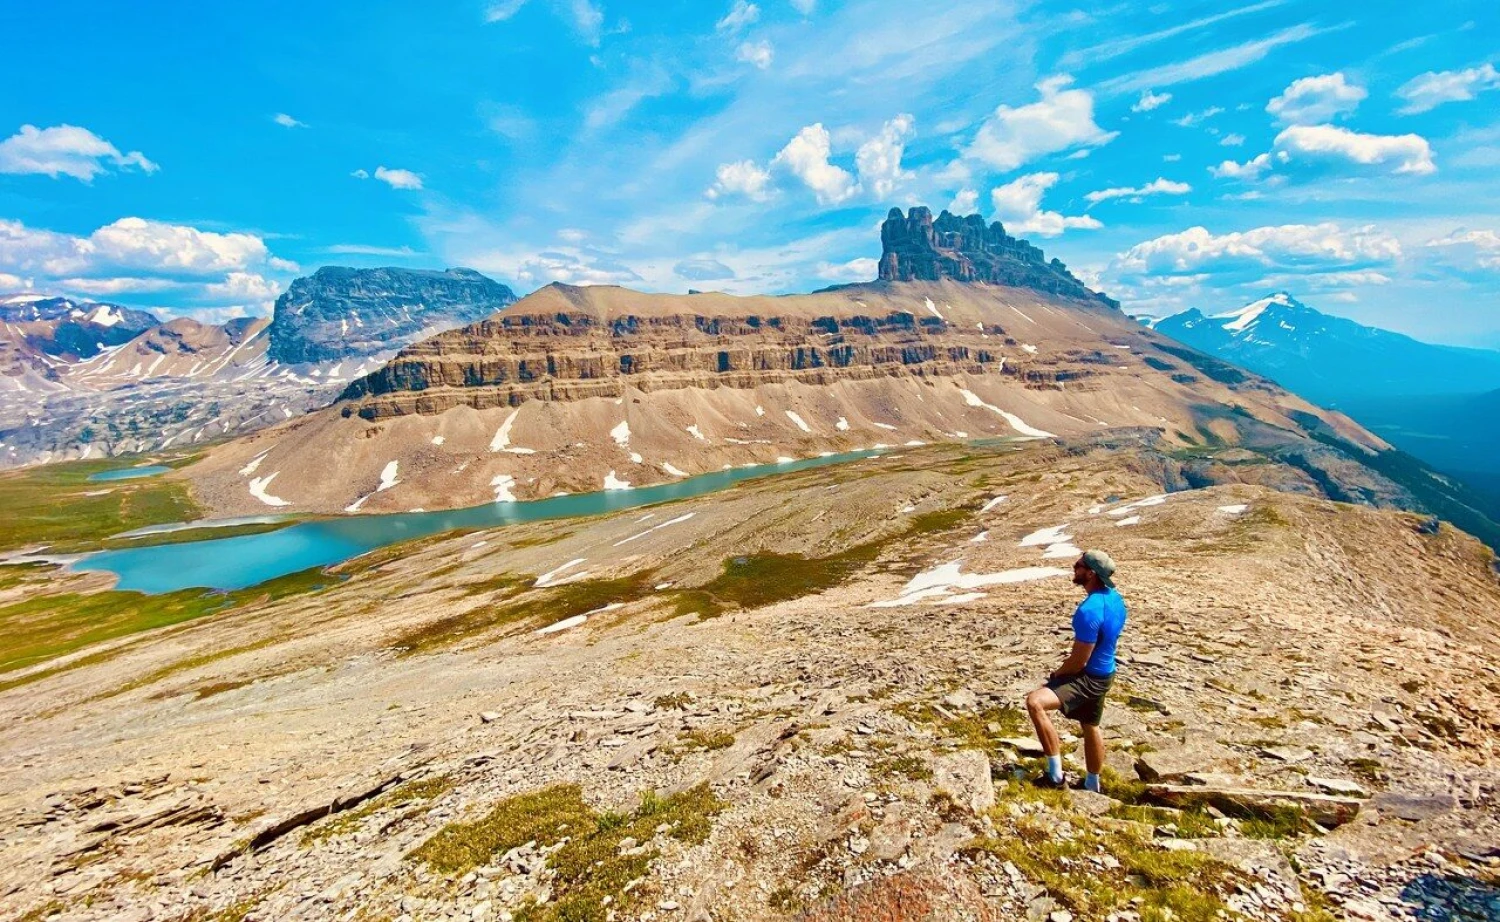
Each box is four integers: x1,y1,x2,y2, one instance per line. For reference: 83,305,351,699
268,266,517,365
878,207,1116,309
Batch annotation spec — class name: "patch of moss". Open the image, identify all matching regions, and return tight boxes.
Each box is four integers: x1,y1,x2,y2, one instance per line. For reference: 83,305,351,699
455,572,530,598
896,700,1027,751
653,692,693,710
872,754,933,782
670,541,884,619
509,530,574,549
412,783,725,922
1239,804,1310,840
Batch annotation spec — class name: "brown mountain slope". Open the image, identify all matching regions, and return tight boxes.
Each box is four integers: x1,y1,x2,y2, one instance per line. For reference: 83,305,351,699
184,280,1383,516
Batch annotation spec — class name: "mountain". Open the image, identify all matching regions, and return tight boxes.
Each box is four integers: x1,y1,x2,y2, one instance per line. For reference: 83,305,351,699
268,266,517,365
0,267,520,467
878,207,1117,308
1152,292,1500,402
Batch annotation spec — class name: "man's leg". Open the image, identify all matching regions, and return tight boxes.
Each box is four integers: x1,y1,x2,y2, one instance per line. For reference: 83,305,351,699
1081,723,1105,791
1025,687,1064,781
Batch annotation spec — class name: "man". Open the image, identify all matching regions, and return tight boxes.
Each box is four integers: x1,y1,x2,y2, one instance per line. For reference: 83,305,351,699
1024,549,1127,792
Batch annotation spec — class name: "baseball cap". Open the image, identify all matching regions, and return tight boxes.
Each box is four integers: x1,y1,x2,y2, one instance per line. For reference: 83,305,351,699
1081,549,1116,588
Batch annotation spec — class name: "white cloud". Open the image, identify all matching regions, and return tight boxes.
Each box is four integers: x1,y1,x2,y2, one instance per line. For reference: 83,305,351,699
272,113,307,129
0,124,158,182
1426,228,1500,271
513,249,641,286
948,188,979,213
816,257,878,281
1210,152,1272,179
772,124,858,204
0,217,291,280
790,0,816,13
326,243,422,257
966,75,1116,172
716,0,759,33
1102,23,1330,93
675,257,736,280
1266,73,1366,125
1131,90,1172,112
989,173,1102,237
855,114,915,199
736,39,774,69
1274,124,1435,175
359,166,423,189
1084,177,1191,205
566,0,606,45
1163,153,1182,162
1396,63,1500,114
485,0,529,21
203,271,283,305
705,159,773,201
1220,133,1246,146
1171,106,1222,128
1114,223,1402,278
55,276,181,296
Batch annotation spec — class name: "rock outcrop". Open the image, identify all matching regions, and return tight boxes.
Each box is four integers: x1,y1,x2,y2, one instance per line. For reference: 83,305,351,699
877,207,1117,308
268,267,516,365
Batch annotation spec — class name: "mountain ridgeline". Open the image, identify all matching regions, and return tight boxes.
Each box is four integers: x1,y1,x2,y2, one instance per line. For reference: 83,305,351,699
267,266,517,365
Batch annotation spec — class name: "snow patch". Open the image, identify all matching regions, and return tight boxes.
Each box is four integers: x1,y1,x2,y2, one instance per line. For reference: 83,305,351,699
1019,524,1070,547
872,422,898,431
835,417,850,431
868,561,1069,608
376,460,400,492
1021,343,1038,354
959,388,1056,438
1116,515,1140,526
1107,494,1167,517
755,405,765,417
970,530,989,543
490,474,517,502
535,558,587,588
924,297,943,319
431,436,445,445
604,470,632,490
610,420,631,447
239,449,271,476
980,495,1008,513
248,472,291,507
785,410,812,433
686,424,707,441
490,408,535,453
1217,504,1248,515
614,512,695,547
1041,542,1081,559
89,305,121,327
662,462,689,477
536,603,625,635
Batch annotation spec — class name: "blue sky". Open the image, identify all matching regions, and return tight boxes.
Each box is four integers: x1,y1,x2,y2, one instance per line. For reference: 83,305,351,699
3,0,1499,346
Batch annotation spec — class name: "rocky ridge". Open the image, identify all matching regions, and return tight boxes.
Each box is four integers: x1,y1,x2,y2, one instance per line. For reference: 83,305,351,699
878,207,1116,309
268,267,517,365
3,438,1497,921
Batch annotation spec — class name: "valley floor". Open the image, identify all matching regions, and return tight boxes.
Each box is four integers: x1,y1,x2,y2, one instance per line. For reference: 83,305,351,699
1,441,1497,921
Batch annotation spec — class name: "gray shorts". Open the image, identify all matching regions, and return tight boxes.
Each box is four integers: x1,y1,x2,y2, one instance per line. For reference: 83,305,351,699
1046,671,1114,726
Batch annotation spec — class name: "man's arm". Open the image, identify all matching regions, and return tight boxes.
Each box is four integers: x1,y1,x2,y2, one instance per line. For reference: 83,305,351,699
1051,639,1096,680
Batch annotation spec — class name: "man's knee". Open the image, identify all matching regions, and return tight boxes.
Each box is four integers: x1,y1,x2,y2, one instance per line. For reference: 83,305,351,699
1025,688,1057,714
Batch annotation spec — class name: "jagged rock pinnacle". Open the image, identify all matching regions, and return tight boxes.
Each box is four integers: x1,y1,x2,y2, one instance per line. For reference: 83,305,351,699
877,206,1118,309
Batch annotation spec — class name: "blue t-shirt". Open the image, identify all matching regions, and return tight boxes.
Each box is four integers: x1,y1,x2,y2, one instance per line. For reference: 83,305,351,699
1073,587,1127,677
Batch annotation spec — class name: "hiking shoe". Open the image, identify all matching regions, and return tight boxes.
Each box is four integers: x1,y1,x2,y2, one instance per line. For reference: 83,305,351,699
1030,773,1067,789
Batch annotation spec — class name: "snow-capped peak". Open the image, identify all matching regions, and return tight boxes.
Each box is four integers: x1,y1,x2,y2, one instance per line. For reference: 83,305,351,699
1210,292,1299,334
88,304,122,327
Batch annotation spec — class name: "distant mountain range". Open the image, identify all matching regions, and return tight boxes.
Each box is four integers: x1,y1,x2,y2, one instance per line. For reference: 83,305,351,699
0,267,515,467
1147,292,1500,513
1149,292,1500,402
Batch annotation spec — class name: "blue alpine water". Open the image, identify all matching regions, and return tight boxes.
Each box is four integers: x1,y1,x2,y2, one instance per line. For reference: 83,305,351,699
87,465,172,482
75,451,878,594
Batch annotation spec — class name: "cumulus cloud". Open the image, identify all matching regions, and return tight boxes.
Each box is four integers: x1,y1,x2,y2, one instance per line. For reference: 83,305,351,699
1266,73,1366,125
354,166,424,189
273,113,307,129
54,276,181,296
966,76,1117,172
1274,124,1435,175
203,271,283,305
948,188,979,213
816,257,878,281
513,250,641,286
1220,133,1245,146
674,257,736,281
855,114,915,199
1132,90,1172,112
735,39,773,69
989,173,1102,237
772,124,858,204
1084,177,1191,206
1426,228,1500,272
0,124,158,182
1396,63,1500,114
716,0,759,32
0,217,285,277
1113,223,1402,279
705,159,772,201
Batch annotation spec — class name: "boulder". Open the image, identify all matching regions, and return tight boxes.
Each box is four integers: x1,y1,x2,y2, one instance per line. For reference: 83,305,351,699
1134,741,1237,782
1367,792,1458,822
1145,784,1364,828
931,750,996,815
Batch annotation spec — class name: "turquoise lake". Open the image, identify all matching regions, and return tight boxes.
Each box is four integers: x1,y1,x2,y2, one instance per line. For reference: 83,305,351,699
87,465,172,482
75,451,878,594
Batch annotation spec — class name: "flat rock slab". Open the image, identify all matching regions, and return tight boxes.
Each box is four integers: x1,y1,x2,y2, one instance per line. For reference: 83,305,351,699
1367,792,1458,823
1146,784,1364,828
931,750,996,815
997,737,1046,757
1134,741,1237,782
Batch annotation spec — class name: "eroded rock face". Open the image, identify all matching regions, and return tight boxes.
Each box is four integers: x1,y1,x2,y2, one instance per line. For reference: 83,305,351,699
877,207,1117,309
268,267,516,365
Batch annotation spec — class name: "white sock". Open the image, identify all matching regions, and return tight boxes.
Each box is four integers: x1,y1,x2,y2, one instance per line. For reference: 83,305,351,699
1085,773,1101,793
1047,755,1063,782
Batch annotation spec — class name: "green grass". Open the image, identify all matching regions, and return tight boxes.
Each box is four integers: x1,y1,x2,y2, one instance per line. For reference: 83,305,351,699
93,521,294,551
0,457,202,554
0,566,339,687
411,782,725,922
896,700,1028,751
389,572,656,655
